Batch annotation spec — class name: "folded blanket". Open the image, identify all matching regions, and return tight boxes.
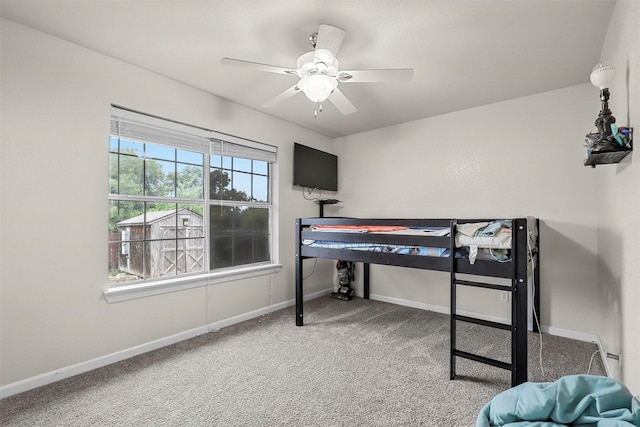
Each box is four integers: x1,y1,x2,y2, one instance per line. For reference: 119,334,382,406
477,220,512,237
476,375,640,427
457,222,490,237
303,240,448,257
310,225,408,233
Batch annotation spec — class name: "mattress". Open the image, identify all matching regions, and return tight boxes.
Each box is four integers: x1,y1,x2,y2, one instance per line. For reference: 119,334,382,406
305,219,520,264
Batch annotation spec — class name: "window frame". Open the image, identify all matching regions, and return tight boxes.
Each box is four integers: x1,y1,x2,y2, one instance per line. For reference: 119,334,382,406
105,107,281,303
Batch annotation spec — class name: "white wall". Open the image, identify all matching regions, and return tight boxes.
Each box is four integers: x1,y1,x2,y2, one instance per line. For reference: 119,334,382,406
594,0,640,393
335,85,602,339
3,1,638,395
334,1,640,391
0,19,335,388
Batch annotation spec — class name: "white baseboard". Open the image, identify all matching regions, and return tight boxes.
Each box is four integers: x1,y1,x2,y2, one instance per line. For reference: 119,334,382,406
593,335,618,380
0,288,333,399
368,292,512,325
361,291,601,343
0,288,603,399
369,293,618,380
542,325,599,344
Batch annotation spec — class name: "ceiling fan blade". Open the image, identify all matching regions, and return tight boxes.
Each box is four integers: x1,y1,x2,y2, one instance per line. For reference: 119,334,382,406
261,85,300,108
338,68,414,83
221,58,297,76
315,24,346,57
328,88,357,116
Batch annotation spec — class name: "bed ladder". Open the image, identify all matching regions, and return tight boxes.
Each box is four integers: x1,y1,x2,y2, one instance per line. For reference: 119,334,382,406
449,218,529,387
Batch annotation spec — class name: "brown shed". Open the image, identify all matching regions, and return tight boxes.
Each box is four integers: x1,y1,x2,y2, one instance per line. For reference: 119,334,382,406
116,208,204,279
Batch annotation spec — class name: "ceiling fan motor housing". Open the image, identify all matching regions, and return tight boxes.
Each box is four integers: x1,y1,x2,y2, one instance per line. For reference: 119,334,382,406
296,50,339,77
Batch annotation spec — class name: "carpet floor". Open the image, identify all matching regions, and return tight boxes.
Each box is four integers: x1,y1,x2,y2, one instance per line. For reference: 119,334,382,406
0,297,605,426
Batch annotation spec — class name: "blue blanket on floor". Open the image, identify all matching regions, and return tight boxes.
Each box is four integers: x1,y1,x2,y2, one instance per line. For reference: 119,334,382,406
476,375,640,426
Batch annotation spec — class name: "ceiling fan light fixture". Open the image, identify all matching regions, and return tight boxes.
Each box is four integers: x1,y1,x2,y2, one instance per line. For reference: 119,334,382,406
297,75,338,103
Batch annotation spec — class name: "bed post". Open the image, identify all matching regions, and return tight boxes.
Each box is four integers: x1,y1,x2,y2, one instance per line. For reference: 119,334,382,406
533,218,541,334
363,263,370,299
449,219,457,381
295,218,304,326
513,218,528,385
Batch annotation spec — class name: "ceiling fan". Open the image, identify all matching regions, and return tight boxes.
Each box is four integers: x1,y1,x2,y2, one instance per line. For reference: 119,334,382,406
221,24,414,116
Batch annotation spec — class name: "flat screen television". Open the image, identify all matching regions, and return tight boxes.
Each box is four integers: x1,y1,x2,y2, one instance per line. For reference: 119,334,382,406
293,143,338,191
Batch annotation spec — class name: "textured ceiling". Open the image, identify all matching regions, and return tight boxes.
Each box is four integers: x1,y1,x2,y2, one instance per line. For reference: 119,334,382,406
1,0,615,138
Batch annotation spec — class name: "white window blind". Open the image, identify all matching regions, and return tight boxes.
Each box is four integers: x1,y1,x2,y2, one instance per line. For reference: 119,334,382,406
110,106,277,162
209,139,276,163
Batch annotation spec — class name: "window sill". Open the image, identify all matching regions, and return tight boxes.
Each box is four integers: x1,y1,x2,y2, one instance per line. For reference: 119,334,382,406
103,263,282,303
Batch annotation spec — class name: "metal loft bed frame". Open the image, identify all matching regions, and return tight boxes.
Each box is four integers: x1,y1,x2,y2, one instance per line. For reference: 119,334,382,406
295,217,540,386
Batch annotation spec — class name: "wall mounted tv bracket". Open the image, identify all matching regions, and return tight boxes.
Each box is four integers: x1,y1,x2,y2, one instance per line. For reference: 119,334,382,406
317,198,340,217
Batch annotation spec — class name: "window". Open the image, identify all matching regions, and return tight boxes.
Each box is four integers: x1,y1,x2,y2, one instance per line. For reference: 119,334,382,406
208,148,270,270
107,107,278,298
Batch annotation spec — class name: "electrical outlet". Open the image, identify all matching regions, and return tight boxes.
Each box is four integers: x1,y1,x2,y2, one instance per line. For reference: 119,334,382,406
499,291,511,302
605,352,622,378
618,354,622,374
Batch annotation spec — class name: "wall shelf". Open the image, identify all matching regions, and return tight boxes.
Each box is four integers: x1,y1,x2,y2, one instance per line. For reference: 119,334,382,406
584,149,632,167
584,127,633,168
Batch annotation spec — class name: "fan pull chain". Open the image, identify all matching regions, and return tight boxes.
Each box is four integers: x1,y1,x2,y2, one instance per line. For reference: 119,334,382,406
314,102,323,117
